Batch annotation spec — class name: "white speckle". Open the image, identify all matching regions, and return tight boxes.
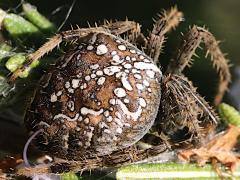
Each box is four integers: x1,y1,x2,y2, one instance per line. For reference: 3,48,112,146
111,51,117,55
114,88,126,98
78,116,83,121
132,69,140,74
87,45,94,50
118,45,127,51
124,64,132,69
106,116,113,122
104,66,122,76
50,93,57,102
146,70,155,78
53,113,79,122
80,107,103,116
124,98,129,103
121,73,133,91
116,127,123,134
77,54,81,60
78,141,83,146
104,129,111,134
65,81,70,89
85,142,91,147
130,49,136,54
115,72,123,78
126,56,131,61
96,70,103,76
97,101,101,106
114,118,123,127
76,127,81,131
99,122,109,129
116,40,121,43
72,79,80,89
148,88,152,92
136,84,144,90
97,77,106,85
139,98,147,107
96,44,108,55
67,101,75,111
68,88,74,93
84,118,90,124
80,83,87,89
104,110,110,117
112,55,120,62
134,62,160,72
109,98,116,105
56,91,62,96
143,80,150,87
144,59,151,63
134,74,142,79
116,99,142,121
85,75,91,81
139,55,145,60
91,74,96,78
115,111,122,119
125,69,130,73
90,64,99,69
131,57,136,61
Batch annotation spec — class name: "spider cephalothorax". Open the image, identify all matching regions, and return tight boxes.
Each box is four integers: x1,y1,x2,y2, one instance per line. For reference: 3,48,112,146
9,7,231,175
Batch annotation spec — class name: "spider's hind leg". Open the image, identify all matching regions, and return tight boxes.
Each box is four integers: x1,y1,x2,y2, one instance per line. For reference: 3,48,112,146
166,26,231,106
159,74,218,148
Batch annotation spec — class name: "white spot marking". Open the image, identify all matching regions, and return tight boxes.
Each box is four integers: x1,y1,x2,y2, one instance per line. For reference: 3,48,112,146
56,91,62,96
116,99,142,121
104,66,122,75
111,51,117,55
143,80,150,87
118,45,127,51
139,55,144,60
134,62,160,72
65,81,70,89
50,93,57,102
97,77,106,85
96,70,103,76
124,98,129,103
124,64,132,69
67,101,75,111
146,70,155,78
90,64,99,69
136,83,144,90
126,56,131,61
80,107,103,116
116,127,123,134
85,75,91,81
114,88,126,98
96,44,108,55
134,74,142,79
121,73,133,91
139,98,147,107
130,49,136,54
87,45,94,50
53,113,79,122
109,98,116,105
72,79,80,89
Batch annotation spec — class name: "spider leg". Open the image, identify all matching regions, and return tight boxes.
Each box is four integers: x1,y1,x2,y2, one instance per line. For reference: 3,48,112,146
166,26,231,106
159,74,218,148
9,21,141,82
145,7,183,64
16,144,168,176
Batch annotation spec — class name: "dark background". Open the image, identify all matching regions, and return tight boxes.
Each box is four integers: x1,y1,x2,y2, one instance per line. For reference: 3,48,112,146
0,0,240,155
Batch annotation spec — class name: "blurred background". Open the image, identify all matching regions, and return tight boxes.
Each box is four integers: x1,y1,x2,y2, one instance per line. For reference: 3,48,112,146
0,0,240,155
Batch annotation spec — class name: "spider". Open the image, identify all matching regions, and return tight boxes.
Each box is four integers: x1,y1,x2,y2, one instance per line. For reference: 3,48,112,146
10,7,231,176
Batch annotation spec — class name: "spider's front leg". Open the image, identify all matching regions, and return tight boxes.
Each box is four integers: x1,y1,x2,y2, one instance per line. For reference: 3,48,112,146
145,7,183,64
9,20,141,82
166,26,231,106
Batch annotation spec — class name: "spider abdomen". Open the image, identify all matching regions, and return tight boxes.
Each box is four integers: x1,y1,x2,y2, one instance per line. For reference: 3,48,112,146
25,32,162,160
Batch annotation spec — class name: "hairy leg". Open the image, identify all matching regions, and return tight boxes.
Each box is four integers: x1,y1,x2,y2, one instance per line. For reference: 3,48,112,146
9,21,140,82
166,26,231,106
145,7,183,64
159,74,218,148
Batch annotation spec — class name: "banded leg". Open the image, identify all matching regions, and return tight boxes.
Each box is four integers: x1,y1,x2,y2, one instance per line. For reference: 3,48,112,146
159,74,218,148
9,21,141,82
166,26,231,106
145,7,183,64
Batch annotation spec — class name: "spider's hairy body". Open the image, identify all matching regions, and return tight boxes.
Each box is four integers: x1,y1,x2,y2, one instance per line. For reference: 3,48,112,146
10,7,231,175
25,32,162,159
